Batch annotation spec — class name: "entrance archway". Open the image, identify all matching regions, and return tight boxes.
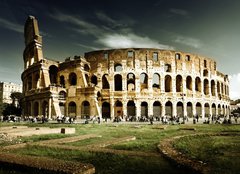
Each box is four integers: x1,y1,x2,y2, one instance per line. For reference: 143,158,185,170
102,102,110,119
127,100,136,117
153,101,161,117
68,102,76,117
115,101,123,118
187,102,193,117
177,102,183,116
81,101,90,118
141,102,148,117
165,101,172,116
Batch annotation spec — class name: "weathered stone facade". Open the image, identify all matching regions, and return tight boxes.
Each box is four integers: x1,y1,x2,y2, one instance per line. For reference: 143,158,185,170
22,16,230,120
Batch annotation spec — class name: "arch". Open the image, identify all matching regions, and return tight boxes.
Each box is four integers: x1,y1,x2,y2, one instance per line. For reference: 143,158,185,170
141,102,148,117
204,79,209,95
195,77,201,92
164,64,171,72
49,65,58,84
33,101,39,117
211,80,216,96
203,69,208,77
85,74,89,85
69,72,77,86
186,76,192,91
115,100,123,117
84,64,90,72
185,55,190,61
81,101,90,118
165,101,172,116
176,75,183,92
127,73,135,91
42,101,48,117
27,102,32,116
102,102,111,118
217,81,220,94
114,63,123,72
59,91,66,100
204,103,210,116
218,104,221,115
153,101,161,117
114,74,122,91
152,73,160,89
196,102,202,117
33,73,39,88
60,75,65,87
140,73,148,89
91,75,98,86
187,102,193,117
102,74,110,89
165,75,172,92
175,53,181,60
177,102,183,116
59,102,65,116
212,103,216,116
222,104,226,115
127,100,136,117
68,101,76,117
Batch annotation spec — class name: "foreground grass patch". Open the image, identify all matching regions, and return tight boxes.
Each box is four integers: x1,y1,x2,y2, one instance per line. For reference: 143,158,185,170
173,134,240,174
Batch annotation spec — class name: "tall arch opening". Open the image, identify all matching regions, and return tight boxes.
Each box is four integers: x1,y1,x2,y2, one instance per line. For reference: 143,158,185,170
59,102,65,116
60,75,65,87
196,102,202,117
91,75,98,86
115,100,123,118
49,65,58,84
218,104,221,115
204,79,209,95
165,101,172,116
69,73,77,86
102,102,110,119
212,103,216,116
68,101,76,117
114,74,122,91
127,73,135,91
42,101,48,117
187,102,193,117
165,75,172,92
33,101,39,117
153,101,161,117
141,102,148,117
33,73,39,89
152,73,160,89
84,64,90,72
176,75,183,92
186,76,192,91
140,73,148,89
177,102,183,116
204,103,210,117
102,74,110,89
211,80,216,96
114,63,123,72
127,100,136,117
195,77,201,92
81,101,90,118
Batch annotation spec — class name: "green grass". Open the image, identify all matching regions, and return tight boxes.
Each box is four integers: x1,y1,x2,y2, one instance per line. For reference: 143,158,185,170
1,122,240,174
173,134,240,174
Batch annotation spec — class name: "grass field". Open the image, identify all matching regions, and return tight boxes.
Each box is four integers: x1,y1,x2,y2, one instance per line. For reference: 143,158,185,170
1,122,239,174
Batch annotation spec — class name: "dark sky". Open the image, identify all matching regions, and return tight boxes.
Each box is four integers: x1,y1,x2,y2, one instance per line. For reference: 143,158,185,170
0,0,239,98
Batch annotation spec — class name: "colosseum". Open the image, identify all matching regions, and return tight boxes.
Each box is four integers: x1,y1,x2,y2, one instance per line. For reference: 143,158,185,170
21,16,230,121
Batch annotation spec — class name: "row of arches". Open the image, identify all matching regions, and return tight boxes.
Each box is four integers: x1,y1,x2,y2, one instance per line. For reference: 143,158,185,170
66,100,229,118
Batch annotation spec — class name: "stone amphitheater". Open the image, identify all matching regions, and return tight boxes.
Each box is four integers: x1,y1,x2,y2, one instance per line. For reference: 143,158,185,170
21,16,230,121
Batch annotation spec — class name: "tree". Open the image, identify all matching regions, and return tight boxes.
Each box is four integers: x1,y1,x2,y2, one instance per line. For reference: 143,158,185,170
10,92,23,107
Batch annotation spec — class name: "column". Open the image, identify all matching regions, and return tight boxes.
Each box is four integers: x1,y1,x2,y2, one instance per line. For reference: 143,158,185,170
192,103,196,116
48,98,52,119
183,102,187,117
148,101,153,116
172,101,177,116
110,98,114,119
161,104,165,116
136,100,141,120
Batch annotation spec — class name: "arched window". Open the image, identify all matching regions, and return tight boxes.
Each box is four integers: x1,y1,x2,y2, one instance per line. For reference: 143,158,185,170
114,74,122,91
175,53,181,60
204,79,209,95
60,75,65,87
81,101,90,118
165,75,172,92
203,69,208,77
195,77,201,92
84,64,90,72
186,76,192,91
102,74,110,89
69,73,77,86
140,73,148,89
164,64,171,72
152,73,160,89
91,75,98,86
211,80,216,96
114,63,123,72
127,73,135,91
176,75,183,92
49,65,58,84
68,101,76,117
59,91,66,100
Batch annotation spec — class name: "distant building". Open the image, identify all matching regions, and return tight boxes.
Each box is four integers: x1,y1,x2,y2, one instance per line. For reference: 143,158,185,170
0,81,22,114
22,16,230,119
